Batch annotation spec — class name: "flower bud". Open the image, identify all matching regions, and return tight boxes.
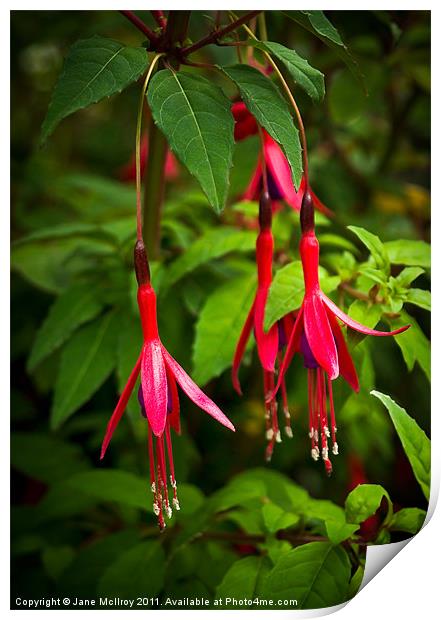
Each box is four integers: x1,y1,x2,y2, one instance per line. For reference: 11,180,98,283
134,239,150,285
258,190,272,231
300,189,315,233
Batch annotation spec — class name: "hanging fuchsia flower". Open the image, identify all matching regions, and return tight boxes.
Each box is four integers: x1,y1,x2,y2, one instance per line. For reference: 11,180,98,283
101,241,235,529
231,102,331,218
232,191,293,460
270,191,410,474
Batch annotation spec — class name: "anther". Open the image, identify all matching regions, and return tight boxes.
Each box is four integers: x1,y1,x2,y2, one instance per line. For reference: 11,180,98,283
165,504,173,519
285,426,293,438
153,502,160,516
173,497,180,511
266,428,274,441
322,447,329,461
324,426,330,438
311,447,320,461
151,482,156,494
275,430,282,443
332,442,339,455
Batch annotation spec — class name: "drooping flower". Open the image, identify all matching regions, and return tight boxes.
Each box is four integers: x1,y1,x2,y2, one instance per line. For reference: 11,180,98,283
101,240,235,529
231,102,332,217
119,135,179,182
270,191,410,474
232,191,293,460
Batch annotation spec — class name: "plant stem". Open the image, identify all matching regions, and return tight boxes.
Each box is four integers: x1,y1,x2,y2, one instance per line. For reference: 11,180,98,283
239,21,309,187
119,10,159,45
181,10,262,56
258,12,268,41
142,120,168,259
135,53,164,243
151,10,167,29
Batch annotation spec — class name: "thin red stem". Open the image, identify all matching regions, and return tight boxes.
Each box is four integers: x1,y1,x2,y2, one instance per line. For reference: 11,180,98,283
120,10,159,45
181,10,262,56
151,10,167,29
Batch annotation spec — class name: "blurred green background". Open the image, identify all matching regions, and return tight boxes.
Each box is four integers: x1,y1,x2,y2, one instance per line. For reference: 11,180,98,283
11,10,430,609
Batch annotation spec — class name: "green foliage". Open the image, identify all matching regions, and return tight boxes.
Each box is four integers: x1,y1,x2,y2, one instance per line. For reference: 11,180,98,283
11,9,430,610
264,542,351,608
345,484,392,524
147,69,234,213
222,64,302,187
164,227,256,290
51,312,119,428
28,283,104,371
264,261,339,330
372,391,430,500
192,272,256,384
261,42,325,102
98,541,165,598
41,37,149,142
216,556,271,601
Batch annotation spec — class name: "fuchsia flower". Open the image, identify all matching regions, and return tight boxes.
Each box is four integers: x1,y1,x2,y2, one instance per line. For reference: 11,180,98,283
231,102,332,218
232,192,294,460
270,192,410,474
101,241,234,529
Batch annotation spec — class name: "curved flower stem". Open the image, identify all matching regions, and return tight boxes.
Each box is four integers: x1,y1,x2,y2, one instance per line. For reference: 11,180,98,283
135,53,164,243
239,20,309,188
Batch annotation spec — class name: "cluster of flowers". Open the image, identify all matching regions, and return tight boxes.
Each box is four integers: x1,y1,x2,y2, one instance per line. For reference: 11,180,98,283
101,100,409,529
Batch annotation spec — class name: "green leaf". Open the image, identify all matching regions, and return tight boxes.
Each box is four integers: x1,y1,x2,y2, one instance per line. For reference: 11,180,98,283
216,556,271,601
66,469,149,511
395,267,424,288
164,227,256,290
98,541,165,598
388,311,430,380
51,311,119,428
11,432,89,484
299,10,344,45
41,37,148,142
222,63,302,187
148,69,234,212
264,261,338,330
384,239,430,268
262,503,300,533
28,284,103,371
42,546,75,581
348,300,383,329
348,225,389,271
192,272,256,384
389,508,426,534
209,474,267,513
59,531,140,598
264,542,351,609
371,391,430,501
325,521,359,545
345,484,391,524
406,288,431,311
283,11,365,90
260,41,325,102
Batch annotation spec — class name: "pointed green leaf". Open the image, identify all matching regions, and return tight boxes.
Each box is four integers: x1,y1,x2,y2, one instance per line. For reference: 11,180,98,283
192,272,256,384
216,556,271,601
51,311,119,428
395,267,424,287
348,225,389,271
371,391,430,501
262,503,300,533
164,227,256,290
345,484,391,524
384,239,430,268
147,69,234,212
28,284,103,371
222,63,302,187
264,542,351,608
260,42,325,102
264,261,339,330
389,508,426,534
66,469,149,511
405,288,431,311
98,541,165,598
41,37,149,142
325,521,359,545
283,11,365,90
388,311,430,380
11,432,89,484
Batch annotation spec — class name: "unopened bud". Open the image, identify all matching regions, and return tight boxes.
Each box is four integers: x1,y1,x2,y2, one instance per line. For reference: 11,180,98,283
134,239,150,285
259,190,272,230
300,190,315,233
